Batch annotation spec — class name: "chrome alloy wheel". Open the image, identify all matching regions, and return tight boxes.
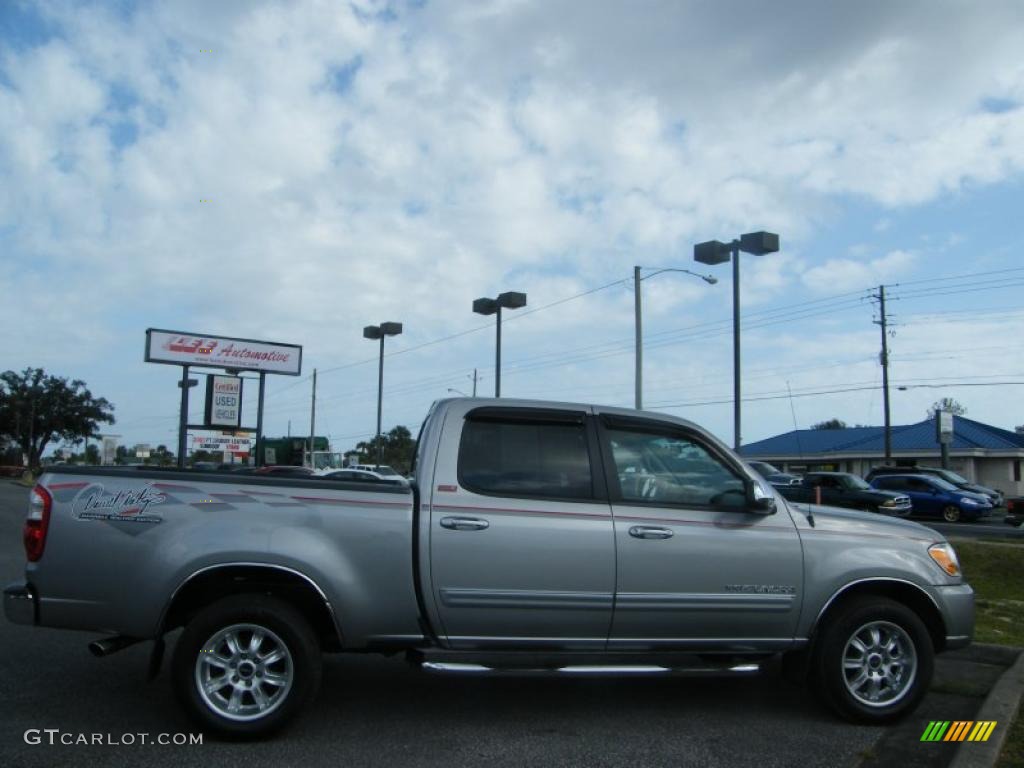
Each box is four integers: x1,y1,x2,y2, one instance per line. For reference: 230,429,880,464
194,623,294,722
842,620,917,707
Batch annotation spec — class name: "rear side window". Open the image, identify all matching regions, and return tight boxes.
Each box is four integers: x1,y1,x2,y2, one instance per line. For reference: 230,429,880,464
458,418,593,500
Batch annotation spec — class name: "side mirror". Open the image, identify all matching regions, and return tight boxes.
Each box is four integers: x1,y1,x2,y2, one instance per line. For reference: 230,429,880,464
747,480,777,515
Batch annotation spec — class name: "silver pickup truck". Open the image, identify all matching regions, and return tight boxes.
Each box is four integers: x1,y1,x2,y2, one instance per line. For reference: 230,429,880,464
5,398,974,737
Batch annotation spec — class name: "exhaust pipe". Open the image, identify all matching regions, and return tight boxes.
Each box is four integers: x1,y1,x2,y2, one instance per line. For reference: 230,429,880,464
88,635,142,658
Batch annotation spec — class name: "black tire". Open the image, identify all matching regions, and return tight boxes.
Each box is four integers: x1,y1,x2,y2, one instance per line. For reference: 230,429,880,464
172,594,322,738
942,505,962,523
812,597,933,723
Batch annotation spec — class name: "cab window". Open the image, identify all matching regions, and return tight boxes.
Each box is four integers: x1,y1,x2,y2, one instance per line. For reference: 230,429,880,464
458,417,593,500
605,428,746,509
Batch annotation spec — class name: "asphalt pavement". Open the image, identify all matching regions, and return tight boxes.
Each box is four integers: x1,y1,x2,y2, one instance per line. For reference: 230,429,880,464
0,480,1013,768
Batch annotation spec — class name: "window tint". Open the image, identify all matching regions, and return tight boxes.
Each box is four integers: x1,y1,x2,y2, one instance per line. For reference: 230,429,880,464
606,428,746,508
458,418,593,500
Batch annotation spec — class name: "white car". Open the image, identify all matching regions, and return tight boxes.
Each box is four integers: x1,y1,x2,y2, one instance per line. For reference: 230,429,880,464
321,468,405,485
347,464,408,483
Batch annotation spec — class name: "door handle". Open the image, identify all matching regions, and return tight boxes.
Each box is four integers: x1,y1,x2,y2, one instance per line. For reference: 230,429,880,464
440,516,490,531
628,525,674,540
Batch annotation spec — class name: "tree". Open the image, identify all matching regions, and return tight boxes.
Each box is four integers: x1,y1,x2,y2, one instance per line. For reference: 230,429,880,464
1015,425,1024,435
352,425,416,473
0,368,115,469
927,398,967,418
149,445,175,466
811,418,848,430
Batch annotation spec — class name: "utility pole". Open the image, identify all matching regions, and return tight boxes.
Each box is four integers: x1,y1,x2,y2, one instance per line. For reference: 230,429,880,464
634,265,643,409
872,285,893,463
308,368,317,469
472,368,478,397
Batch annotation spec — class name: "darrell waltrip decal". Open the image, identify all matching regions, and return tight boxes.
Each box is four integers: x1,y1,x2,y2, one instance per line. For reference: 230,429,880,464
74,485,166,524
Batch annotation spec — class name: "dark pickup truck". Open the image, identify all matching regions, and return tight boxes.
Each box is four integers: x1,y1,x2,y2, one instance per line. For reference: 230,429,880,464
777,471,912,516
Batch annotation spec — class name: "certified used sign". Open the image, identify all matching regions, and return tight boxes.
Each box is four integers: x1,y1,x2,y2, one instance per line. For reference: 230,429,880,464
205,375,242,428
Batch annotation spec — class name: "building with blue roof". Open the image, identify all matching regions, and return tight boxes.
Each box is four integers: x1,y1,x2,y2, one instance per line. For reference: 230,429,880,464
740,416,1024,497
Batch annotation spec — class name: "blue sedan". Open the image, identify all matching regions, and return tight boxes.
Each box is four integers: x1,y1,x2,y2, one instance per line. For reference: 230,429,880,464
870,474,993,522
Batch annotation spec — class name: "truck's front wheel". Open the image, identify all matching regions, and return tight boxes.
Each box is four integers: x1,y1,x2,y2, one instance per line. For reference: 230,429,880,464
813,597,933,723
172,594,322,737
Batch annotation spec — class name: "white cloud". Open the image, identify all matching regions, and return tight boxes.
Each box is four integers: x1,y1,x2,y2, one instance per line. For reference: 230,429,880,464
3,0,1024,447
801,250,917,293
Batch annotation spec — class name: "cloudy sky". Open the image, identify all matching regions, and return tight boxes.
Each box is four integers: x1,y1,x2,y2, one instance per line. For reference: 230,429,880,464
2,0,1024,456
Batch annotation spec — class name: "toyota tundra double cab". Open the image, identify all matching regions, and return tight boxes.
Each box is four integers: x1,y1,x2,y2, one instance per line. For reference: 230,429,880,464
6,398,974,737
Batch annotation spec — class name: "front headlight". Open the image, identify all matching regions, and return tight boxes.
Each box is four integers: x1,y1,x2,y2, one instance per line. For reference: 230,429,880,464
928,543,961,577
961,497,979,506
881,499,897,507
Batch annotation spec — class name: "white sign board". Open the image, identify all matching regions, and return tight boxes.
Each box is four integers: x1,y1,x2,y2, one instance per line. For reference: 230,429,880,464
192,435,256,452
101,436,118,466
145,329,302,375
205,375,243,428
936,410,954,444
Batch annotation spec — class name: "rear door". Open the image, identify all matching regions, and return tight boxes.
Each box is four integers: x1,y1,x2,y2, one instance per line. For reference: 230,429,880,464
598,414,803,650
428,405,615,650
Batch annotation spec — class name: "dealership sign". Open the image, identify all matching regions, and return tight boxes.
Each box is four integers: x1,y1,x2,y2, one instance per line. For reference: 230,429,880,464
205,375,242,428
192,435,255,452
145,329,302,375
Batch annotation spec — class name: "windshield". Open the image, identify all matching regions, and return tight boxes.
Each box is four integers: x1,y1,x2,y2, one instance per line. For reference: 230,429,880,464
844,475,871,490
928,477,960,491
750,461,780,474
936,469,968,484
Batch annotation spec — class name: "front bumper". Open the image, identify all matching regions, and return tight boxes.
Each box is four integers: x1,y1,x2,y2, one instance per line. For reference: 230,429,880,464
4,582,37,626
935,583,974,650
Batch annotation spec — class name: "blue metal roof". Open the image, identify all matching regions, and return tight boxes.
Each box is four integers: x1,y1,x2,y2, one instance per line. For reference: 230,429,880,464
740,416,1024,457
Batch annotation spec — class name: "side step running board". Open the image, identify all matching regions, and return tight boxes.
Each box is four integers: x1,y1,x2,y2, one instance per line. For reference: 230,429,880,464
420,661,762,676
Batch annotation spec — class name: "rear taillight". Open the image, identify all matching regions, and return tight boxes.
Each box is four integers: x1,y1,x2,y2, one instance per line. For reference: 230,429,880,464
24,485,52,562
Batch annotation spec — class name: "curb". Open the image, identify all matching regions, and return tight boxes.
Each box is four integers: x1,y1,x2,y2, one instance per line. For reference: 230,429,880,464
950,647,1024,768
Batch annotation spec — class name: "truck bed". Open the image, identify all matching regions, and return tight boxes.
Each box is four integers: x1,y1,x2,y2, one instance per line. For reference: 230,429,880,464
27,467,423,648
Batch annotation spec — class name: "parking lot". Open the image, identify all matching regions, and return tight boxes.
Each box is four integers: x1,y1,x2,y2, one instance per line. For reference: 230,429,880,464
0,480,1010,768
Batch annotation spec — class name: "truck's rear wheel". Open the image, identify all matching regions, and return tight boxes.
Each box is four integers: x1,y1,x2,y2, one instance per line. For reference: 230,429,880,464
172,594,321,738
812,597,932,723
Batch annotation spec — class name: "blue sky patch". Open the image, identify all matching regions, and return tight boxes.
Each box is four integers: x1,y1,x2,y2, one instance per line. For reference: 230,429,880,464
327,55,363,95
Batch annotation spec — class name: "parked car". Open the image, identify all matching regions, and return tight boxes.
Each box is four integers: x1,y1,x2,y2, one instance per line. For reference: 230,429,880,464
252,466,315,479
776,471,912,516
6,398,974,736
869,474,993,522
1005,497,1023,527
865,466,1003,508
746,460,802,487
348,463,404,477
322,469,405,485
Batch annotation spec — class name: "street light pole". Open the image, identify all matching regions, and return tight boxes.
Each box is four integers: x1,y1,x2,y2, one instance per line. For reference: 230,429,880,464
633,266,717,410
363,322,403,467
473,291,527,398
695,231,780,450
732,247,741,452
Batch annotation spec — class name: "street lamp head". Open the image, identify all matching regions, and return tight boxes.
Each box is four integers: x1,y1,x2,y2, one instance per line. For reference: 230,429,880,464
702,275,718,285
472,297,498,316
693,240,732,265
364,322,403,339
497,291,527,310
739,231,780,256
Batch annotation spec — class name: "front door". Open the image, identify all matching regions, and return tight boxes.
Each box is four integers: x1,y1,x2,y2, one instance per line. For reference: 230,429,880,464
597,414,803,651
428,405,615,650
